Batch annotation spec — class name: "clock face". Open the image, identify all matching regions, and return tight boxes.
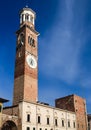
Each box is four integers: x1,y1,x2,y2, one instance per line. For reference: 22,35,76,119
26,55,37,69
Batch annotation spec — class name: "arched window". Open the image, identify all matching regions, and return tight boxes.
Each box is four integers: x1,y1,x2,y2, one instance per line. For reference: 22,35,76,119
28,36,35,47
73,121,75,128
20,33,24,44
22,14,24,22
30,15,33,23
55,119,58,126
28,36,31,44
25,14,29,21
37,115,41,123
47,117,49,125
27,127,30,130
68,120,70,127
27,114,30,122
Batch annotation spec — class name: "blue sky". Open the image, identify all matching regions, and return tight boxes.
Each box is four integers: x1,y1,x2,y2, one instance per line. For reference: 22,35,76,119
0,0,91,113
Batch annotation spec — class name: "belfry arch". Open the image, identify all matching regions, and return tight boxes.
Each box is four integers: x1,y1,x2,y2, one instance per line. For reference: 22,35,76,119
1,120,17,130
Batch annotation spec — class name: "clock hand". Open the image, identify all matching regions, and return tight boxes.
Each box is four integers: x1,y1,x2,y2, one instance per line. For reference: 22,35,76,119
30,60,33,65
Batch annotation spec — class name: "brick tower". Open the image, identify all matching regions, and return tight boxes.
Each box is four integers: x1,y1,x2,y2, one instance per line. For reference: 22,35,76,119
55,94,88,130
13,7,39,105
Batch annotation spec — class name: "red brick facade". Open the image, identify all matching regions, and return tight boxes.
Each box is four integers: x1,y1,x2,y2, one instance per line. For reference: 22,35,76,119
55,94,87,130
13,15,39,105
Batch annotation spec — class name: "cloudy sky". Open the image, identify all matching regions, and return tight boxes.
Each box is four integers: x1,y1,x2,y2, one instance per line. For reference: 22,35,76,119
0,0,91,113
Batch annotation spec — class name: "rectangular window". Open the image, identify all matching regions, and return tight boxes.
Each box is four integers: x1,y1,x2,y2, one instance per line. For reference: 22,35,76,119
55,119,58,126
73,122,75,128
38,116,41,123
62,120,64,127
47,117,49,125
27,127,30,130
68,121,70,127
27,114,30,122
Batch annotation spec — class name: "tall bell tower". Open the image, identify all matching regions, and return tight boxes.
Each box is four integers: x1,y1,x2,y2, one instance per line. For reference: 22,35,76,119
13,7,39,105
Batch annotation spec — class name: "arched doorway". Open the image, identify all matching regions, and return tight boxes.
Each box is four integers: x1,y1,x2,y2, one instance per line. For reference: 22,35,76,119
1,120,17,130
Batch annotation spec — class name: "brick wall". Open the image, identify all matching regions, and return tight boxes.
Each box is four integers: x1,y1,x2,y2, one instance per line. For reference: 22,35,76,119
55,95,75,112
13,24,38,105
3,105,19,116
55,94,87,130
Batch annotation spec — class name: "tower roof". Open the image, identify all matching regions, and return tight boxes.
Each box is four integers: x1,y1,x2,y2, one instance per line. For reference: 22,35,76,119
20,7,36,16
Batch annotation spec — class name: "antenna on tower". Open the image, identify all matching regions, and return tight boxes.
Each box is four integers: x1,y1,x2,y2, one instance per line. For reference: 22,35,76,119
25,0,29,8
26,5,28,8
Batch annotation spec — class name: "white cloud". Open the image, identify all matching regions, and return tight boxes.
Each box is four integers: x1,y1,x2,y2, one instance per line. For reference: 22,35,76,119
39,0,87,85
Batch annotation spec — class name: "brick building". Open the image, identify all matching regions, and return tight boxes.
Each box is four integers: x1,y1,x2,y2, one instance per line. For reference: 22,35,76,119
55,94,88,130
